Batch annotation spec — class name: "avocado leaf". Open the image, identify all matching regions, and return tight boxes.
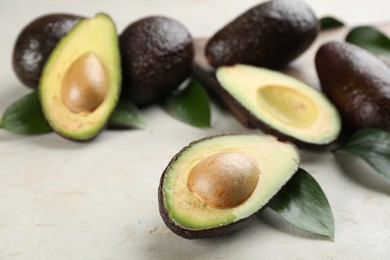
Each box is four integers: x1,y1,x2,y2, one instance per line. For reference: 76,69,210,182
0,91,52,135
320,16,345,30
346,26,390,56
0,91,144,135
109,98,144,129
268,168,335,239
164,80,211,128
334,128,390,181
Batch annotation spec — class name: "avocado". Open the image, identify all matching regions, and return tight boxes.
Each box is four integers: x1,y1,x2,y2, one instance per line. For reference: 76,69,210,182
119,16,194,106
205,0,319,68
158,134,300,239
316,41,390,132
193,64,341,148
39,13,121,141
13,13,83,89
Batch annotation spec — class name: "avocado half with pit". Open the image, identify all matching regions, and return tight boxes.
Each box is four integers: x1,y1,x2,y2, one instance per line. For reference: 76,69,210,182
39,13,121,141
214,64,341,147
158,134,300,239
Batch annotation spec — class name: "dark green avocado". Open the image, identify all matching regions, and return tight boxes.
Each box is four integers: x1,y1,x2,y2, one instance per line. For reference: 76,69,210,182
205,0,319,68
13,13,83,88
119,16,194,106
158,134,300,239
315,41,390,132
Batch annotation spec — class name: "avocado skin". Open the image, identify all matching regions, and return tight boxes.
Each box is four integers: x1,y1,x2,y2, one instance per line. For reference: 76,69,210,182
158,134,262,239
13,14,83,89
159,188,254,239
205,0,319,69
315,41,390,132
120,16,194,106
159,204,254,239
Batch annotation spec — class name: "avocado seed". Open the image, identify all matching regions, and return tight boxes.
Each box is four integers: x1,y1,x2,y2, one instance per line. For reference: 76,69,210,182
61,52,107,113
188,152,260,208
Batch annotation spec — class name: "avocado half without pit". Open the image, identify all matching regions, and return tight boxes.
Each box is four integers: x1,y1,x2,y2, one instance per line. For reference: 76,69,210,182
212,64,341,147
39,13,121,141
158,134,300,239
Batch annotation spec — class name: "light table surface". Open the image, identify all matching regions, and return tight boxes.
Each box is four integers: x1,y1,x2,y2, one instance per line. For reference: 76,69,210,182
0,0,390,259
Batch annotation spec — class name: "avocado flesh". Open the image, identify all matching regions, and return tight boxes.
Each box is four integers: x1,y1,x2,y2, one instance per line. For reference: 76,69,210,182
160,134,300,237
216,64,341,146
39,13,121,140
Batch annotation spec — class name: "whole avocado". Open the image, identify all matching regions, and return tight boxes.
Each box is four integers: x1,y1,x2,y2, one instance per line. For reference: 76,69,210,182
119,16,194,106
315,41,390,132
205,0,319,68
13,14,83,88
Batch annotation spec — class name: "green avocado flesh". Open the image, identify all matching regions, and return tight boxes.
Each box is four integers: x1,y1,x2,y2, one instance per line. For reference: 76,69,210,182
217,64,341,145
39,13,121,140
162,134,300,230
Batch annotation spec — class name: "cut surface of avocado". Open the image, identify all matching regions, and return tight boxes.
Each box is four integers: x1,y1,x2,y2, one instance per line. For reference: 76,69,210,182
39,13,121,140
159,134,300,237
216,64,341,146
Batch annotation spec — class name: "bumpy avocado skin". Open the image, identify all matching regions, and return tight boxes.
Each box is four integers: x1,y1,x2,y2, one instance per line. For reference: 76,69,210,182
205,0,319,68
119,16,194,106
316,41,390,132
13,14,83,88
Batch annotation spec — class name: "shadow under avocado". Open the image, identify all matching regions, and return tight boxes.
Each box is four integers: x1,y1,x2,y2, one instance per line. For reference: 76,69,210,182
143,222,252,259
334,152,390,195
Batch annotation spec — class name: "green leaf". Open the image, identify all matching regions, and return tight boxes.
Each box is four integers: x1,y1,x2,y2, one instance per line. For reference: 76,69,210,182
0,91,144,135
346,26,390,56
335,128,390,181
0,91,52,135
164,80,211,128
320,16,345,30
268,168,335,239
108,99,144,129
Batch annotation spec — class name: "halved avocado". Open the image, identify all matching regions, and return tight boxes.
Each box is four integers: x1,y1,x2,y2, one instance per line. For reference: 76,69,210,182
214,64,341,147
158,134,300,239
39,13,121,141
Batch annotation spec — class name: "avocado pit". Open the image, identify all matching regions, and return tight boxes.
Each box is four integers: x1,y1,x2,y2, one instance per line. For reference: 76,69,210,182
61,52,107,113
188,152,260,209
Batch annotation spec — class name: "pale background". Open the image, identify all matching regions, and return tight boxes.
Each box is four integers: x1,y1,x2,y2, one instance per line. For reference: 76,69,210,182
0,1,390,259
